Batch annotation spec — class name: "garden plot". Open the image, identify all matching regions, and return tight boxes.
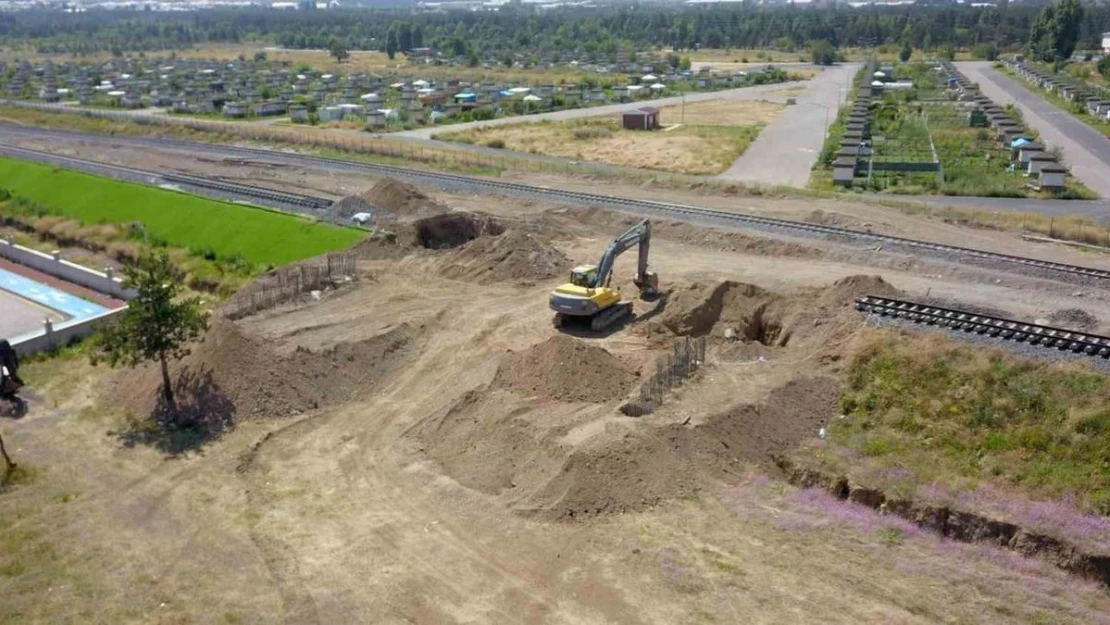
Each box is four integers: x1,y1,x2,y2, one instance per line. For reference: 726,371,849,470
845,63,1091,198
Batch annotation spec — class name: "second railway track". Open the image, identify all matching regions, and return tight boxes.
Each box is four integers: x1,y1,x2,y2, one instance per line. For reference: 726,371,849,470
3,126,1110,286
856,295,1110,358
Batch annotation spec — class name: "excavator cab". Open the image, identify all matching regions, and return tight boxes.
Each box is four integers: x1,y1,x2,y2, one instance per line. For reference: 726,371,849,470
569,265,600,288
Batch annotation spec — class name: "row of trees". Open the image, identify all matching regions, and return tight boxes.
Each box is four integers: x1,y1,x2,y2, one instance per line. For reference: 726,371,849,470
6,4,1110,59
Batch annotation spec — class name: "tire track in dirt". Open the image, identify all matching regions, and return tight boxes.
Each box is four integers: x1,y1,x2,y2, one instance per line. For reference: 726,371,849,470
237,417,330,625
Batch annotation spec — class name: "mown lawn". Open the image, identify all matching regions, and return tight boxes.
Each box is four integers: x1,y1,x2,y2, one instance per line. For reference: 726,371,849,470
833,335,1110,515
0,157,363,266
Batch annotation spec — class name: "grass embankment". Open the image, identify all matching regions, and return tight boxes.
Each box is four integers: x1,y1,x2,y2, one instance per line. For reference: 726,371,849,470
436,98,782,175
0,157,363,294
826,334,1110,516
0,157,362,266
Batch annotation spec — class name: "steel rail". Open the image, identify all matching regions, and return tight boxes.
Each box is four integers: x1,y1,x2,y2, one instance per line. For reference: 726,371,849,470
856,295,1110,357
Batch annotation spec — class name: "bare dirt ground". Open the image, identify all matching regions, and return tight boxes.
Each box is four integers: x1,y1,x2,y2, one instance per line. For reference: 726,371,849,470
4,196,1110,623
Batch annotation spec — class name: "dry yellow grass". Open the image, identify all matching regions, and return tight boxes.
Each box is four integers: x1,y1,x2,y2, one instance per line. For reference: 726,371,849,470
656,98,784,126
439,99,784,175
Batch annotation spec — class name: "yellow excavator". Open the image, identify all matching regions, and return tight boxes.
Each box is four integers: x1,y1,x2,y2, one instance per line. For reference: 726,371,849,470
549,219,659,331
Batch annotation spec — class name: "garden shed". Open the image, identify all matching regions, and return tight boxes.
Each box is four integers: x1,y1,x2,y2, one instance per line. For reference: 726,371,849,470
622,106,660,131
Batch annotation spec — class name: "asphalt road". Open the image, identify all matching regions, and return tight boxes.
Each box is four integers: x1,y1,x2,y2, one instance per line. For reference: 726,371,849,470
719,63,857,187
390,80,806,139
957,62,1110,199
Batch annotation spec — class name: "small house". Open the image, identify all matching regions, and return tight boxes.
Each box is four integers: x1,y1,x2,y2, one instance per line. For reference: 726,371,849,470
1038,164,1068,190
289,104,309,123
622,107,660,131
1027,154,1057,176
222,101,248,118
832,157,856,187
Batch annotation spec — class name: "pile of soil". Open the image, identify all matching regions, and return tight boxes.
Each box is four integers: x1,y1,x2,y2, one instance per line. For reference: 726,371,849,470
115,319,414,422
1048,308,1099,332
815,274,901,309
533,375,841,518
414,212,503,250
492,335,636,403
329,194,377,221
653,281,786,342
440,230,569,284
362,177,449,218
410,373,840,519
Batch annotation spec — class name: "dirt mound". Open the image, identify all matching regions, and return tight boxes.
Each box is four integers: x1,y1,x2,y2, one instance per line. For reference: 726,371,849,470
329,194,376,221
414,212,503,249
1048,308,1099,332
115,319,414,422
440,230,569,284
652,281,787,344
410,374,840,519
816,275,900,308
361,177,449,218
492,335,636,403
535,375,841,518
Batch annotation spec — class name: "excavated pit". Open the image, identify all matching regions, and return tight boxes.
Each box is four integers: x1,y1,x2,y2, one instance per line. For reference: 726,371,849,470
414,212,504,249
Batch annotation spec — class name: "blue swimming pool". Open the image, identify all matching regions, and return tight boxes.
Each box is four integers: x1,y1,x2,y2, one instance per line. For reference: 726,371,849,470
0,266,109,320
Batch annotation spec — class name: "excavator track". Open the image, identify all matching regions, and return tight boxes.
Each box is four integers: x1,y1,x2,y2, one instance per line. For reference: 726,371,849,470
589,302,633,332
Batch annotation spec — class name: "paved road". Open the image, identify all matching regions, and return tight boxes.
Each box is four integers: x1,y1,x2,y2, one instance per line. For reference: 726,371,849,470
719,63,857,187
390,79,806,139
957,62,1110,199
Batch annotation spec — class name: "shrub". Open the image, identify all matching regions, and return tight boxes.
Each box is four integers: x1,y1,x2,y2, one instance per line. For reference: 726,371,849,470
485,138,506,149
572,125,613,140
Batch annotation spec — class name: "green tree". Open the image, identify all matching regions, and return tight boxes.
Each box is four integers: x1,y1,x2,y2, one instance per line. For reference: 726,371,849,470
386,30,398,60
90,250,209,413
899,40,912,62
810,40,837,66
1099,55,1110,78
939,43,957,61
1030,0,1084,64
467,50,480,67
329,39,349,63
972,42,998,60
253,50,267,63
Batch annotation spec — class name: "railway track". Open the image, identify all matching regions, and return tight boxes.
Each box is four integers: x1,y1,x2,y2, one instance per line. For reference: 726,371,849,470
0,144,332,211
856,295,1110,357
3,126,1110,285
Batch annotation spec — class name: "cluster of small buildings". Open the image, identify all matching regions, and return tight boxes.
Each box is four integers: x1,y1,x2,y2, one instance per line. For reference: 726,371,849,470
0,55,788,128
952,60,1068,190
1005,56,1110,123
833,61,1069,192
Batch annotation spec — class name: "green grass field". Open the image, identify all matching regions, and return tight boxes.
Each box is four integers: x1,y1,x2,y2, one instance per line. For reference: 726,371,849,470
0,157,363,266
832,334,1110,515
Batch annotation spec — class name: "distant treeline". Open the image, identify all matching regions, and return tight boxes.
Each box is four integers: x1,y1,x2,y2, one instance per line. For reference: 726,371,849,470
3,3,1110,58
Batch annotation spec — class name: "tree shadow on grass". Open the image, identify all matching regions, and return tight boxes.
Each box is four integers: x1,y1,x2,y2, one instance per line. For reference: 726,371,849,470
113,366,236,457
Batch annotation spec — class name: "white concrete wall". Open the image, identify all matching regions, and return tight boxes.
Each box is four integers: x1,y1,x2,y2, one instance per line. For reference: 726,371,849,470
9,308,126,355
0,238,136,300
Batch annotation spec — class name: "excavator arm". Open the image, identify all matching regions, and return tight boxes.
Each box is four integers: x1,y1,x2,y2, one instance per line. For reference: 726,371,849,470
591,219,656,294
